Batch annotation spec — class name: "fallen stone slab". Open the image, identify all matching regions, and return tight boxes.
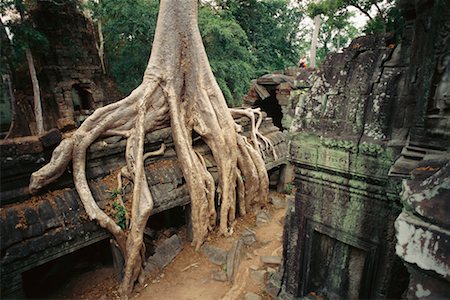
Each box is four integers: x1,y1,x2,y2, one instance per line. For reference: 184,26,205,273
265,271,282,298
145,234,182,274
212,269,228,282
241,228,257,246
256,210,271,227
269,193,287,209
202,243,227,265
250,269,267,285
226,239,244,281
245,292,263,300
260,255,282,265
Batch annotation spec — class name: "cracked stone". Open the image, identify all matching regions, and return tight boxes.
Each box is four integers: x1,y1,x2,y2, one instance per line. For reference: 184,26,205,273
256,210,271,227
260,256,282,265
226,239,244,281
211,269,228,282
145,234,182,274
250,269,267,285
241,228,257,246
202,244,227,266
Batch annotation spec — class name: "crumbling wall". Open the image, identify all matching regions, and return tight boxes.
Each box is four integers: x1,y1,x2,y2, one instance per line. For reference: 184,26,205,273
393,0,450,298
0,115,288,299
279,0,450,299
6,1,122,137
281,34,406,299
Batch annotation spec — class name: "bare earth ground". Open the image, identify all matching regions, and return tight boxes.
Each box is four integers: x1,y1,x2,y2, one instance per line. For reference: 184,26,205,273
52,191,287,300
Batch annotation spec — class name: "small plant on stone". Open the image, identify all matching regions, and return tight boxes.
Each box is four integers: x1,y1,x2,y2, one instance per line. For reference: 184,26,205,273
113,200,127,230
285,182,295,195
109,188,122,199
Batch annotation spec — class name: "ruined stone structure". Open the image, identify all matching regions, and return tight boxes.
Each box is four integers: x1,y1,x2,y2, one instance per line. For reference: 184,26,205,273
396,159,449,299
277,0,450,299
244,71,297,130
5,1,122,137
0,116,288,298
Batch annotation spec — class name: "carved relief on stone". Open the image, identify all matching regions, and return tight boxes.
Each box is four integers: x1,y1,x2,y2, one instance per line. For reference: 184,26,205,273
433,20,450,114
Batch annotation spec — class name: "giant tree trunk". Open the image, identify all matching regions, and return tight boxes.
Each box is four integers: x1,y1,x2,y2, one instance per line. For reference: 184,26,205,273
309,14,321,69
29,0,269,298
25,48,44,135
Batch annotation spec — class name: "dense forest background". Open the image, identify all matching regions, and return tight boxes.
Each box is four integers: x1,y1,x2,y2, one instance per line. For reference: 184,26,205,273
1,0,403,107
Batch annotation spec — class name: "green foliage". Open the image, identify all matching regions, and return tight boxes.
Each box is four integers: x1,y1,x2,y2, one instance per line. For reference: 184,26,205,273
1,0,49,69
316,11,358,65
198,5,255,106
218,0,303,75
112,200,127,230
303,0,404,66
87,0,159,94
109,188,122,199
284,182,295,195
364,6,404,37
87,0,257,106
303,0,359,66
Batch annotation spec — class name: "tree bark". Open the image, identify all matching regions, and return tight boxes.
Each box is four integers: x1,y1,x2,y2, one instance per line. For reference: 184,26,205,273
29,0,270,298
96,20,106,74
25,48,44,135
337,28,341,51
310,14,321,69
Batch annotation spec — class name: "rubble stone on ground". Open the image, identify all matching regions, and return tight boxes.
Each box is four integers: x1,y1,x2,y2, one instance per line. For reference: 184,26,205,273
145,234,182,274
241,228,257,246
202,243,227,266
211,269,228,282
255,210,271,227
260,255,282,265
226,239,244,281
269,193,287,209
250,269,267,285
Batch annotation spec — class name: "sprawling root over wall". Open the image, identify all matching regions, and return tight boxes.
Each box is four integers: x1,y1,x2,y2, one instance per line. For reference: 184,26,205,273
29,0,270,297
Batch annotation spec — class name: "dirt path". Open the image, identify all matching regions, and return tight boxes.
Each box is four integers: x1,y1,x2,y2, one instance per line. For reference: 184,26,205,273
136,192,287,300
50,192,287,300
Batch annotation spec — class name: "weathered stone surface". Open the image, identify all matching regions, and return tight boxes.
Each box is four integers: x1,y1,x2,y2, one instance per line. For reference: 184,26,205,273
39,129,62,148
1,103,288,298
145,234,182,274
401,159,450,228
395,159,450,298
282,26,408,300
255,210,271,227
38,202,56,221
250,269,267,285
266,271,283,298
395,212,450,279
202,244,227,266
241,229,257,246
260,256,282,265
244,292,262,300
15,136,44,155
269,193,287,209
281,1,450,299
404,264,450,299
226,239,244,282
211,269,228,282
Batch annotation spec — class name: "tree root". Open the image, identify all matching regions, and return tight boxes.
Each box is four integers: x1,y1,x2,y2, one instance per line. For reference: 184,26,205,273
28,1,270,298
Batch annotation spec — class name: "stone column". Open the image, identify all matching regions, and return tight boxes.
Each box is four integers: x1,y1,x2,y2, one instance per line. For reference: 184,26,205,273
395,159,450,298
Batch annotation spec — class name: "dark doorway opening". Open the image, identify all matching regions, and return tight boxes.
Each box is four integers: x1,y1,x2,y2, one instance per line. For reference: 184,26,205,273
22,239,112,299
144,205,188,258
71,84,93,112
253,86,283,129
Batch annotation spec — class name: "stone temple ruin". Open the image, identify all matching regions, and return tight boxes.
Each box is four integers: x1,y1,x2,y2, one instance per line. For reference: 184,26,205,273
1,0,449,299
